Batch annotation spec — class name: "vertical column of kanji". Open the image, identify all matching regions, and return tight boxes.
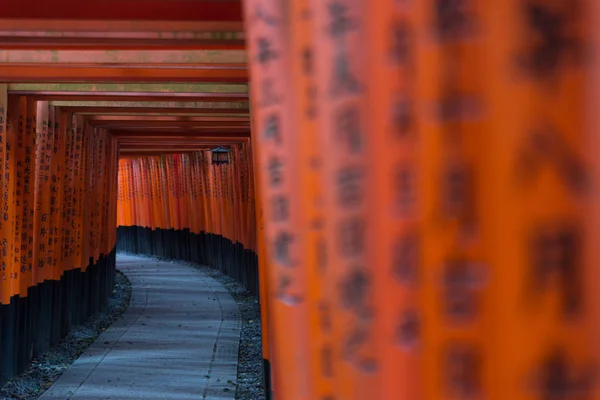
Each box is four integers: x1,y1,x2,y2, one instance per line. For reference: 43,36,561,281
136,159,144,229
221,155,230,240
85,127,96,265
184,154,194,234
13,97,28,297
146,157,153,230
146,156,156,230
9,97,24,300
176,155,185,231
237,144,249,248
72,116,85,270
239,144,251,248
104,136,114,252
50,107,65,280
126,160,134,229
5,96,21,300
43,105,56,279
0,85,8,303
94,130,105,261
419,1,489,398
132,160,141,228
365,0,423,397
136,159,144,228
157,156,168,231
216,159,223,237
155,157,165,232
89,130,98,262
242,0,310,396
181,155,189,233
18,97,36,297
287,0,331,396
116,161,123,227
170,156,179,231
188,154,199,236
32,101,50,284
483,1,592,398
204,154,215,235
111,137,119,251
219,159,228,238
139,158,148,229
197,155,204,233
155,157,163,232
312,0,379,397
229,151,239,243
163,156,172,231
191,154,200,235
61,113,76,270
1,95,19,381
124,159,132,228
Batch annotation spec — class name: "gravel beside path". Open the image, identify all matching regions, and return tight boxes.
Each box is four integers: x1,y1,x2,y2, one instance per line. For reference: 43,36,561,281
0,270,132,400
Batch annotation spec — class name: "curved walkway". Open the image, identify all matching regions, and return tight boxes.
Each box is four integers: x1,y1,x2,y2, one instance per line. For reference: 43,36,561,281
40,254,241,400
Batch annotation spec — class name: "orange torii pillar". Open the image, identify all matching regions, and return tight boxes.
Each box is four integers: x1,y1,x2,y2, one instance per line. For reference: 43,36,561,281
244,0,599,399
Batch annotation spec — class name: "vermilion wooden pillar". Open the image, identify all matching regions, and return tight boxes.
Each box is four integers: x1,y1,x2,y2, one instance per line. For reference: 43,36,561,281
243,0,311,398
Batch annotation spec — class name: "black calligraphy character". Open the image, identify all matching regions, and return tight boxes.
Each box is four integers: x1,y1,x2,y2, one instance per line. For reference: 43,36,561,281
273,231,294,267
268,156,283,187
335,106,362,154
393,233,419,285
276,274,302,305
339,268,370,318
303,47,314,76
391,21,411,65
319,302,332,332
435,0,472,40
327,2,362,97
443,163,475,227
530,224,581,317
327,2,357,38
342,328,378,373
337,167,362,208
396,309,420,349
316,236,327,272
271,195,289,222
396,165,415,214
443,259,483,322
337,217,364,258
517,126,587,195
252,4,278,27
392,97,414,138
519,0,583,80
331,54,362,98
257,37,278,65
263,113,281,145
306,85,318,119
534,347,594,400
444,343,481,398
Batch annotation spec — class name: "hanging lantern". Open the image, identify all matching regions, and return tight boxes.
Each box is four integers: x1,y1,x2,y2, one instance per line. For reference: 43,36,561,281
210,145,230,166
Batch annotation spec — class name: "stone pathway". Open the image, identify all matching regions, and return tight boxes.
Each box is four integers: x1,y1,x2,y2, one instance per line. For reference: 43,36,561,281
40,254,241,400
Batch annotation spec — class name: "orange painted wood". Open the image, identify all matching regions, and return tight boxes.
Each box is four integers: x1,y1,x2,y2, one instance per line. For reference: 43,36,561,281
242,0,313,396
312,0,379,398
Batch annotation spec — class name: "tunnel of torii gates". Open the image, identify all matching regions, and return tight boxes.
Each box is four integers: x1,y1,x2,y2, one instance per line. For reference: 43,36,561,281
2,0,600,399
